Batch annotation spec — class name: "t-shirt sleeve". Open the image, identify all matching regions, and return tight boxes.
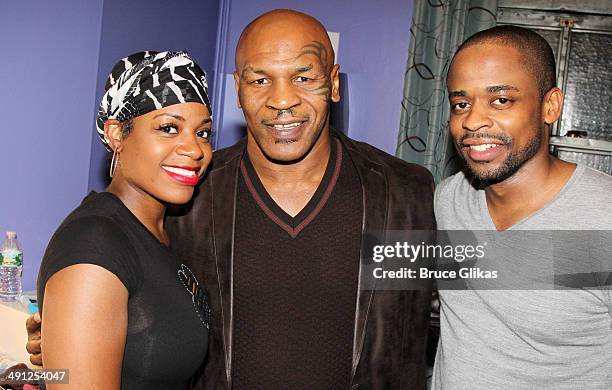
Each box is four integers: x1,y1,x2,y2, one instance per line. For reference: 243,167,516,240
38,215,141,310
434,176,451,218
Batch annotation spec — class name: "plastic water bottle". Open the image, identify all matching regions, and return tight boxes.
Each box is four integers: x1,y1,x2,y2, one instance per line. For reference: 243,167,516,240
0,231,23,301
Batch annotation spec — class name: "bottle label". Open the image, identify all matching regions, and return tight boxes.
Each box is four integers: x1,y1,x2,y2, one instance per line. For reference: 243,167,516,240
1,250,22,267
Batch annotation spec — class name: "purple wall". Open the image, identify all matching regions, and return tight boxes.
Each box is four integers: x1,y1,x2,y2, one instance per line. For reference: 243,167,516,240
0,1,104,291
88,0,221,191
1,0,413,291
0,1,219,291
213,0,414,154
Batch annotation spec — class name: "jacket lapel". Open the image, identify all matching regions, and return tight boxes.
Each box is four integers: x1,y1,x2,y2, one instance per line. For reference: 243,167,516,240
338,133,389,378
210,145,243,386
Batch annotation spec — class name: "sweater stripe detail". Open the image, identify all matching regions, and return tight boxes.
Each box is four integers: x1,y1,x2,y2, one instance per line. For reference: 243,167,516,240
240,138,342,238
240,161,296,236
293,140,342,233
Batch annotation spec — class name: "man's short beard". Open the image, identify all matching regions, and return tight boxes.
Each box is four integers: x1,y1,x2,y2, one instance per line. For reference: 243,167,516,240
274,138,298,144
463,128,543,190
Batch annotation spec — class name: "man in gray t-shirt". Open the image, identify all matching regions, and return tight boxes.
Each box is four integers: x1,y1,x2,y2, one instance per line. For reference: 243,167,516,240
432,25,612,389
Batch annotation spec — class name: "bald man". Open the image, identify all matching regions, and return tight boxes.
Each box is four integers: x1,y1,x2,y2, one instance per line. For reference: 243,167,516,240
27,9,435,389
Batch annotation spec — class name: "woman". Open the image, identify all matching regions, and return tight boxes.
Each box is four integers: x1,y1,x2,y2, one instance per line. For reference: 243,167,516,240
37,51,213,389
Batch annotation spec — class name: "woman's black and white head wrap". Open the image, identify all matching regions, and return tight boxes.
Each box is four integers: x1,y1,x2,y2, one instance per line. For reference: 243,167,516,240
96,51,211,149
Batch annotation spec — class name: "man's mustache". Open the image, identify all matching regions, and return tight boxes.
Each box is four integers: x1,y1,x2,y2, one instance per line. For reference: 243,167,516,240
276,108,295,118
458,132,512,147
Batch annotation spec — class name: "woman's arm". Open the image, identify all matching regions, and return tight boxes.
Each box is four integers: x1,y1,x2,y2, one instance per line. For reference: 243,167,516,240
41,263,128,389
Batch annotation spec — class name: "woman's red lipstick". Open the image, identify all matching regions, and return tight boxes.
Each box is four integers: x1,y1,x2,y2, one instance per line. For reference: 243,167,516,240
161,165,200,186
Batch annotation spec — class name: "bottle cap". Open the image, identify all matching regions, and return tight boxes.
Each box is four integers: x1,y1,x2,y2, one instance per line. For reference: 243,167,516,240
6,231,16,239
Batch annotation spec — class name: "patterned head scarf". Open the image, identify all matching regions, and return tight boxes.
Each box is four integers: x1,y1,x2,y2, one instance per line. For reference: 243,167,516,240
96,51,211,149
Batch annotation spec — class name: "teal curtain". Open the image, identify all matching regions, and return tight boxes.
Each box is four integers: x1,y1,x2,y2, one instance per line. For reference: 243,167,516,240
396,0,498,183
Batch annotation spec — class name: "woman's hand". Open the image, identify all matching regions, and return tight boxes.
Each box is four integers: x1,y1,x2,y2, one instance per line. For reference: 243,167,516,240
42,263,128,389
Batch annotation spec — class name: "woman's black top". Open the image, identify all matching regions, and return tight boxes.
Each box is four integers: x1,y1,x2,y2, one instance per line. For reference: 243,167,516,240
38,192,209,389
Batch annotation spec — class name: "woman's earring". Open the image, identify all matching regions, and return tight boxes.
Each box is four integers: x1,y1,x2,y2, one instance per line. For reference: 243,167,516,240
110,150,120,178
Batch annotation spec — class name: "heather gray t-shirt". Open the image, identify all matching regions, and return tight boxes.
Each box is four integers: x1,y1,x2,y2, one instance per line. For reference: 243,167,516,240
432,165,612,389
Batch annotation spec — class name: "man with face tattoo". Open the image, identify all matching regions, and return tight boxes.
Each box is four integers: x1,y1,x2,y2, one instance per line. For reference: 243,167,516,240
433,26,612,389
26,9,435,390
172,9,436,389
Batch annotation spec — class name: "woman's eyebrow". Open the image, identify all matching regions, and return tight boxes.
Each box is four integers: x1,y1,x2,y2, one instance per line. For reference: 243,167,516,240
153,113,185,121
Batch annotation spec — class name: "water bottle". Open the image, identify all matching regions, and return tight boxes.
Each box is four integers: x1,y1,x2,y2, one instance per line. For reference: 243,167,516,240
0,231,23,301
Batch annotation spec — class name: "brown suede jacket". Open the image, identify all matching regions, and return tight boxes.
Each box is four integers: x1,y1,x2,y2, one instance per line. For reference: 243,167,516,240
166,129,436,389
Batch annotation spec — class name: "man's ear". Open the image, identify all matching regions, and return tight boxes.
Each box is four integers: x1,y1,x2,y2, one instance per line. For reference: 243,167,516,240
330,64,341,103
542,87,564,125
103,120,124,152
233,71,242,109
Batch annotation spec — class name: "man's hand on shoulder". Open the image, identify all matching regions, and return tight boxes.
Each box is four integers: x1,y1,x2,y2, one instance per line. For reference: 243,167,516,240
25,312,42,367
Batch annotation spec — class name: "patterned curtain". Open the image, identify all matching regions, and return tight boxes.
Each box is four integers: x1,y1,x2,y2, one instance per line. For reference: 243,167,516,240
396,0,498,183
